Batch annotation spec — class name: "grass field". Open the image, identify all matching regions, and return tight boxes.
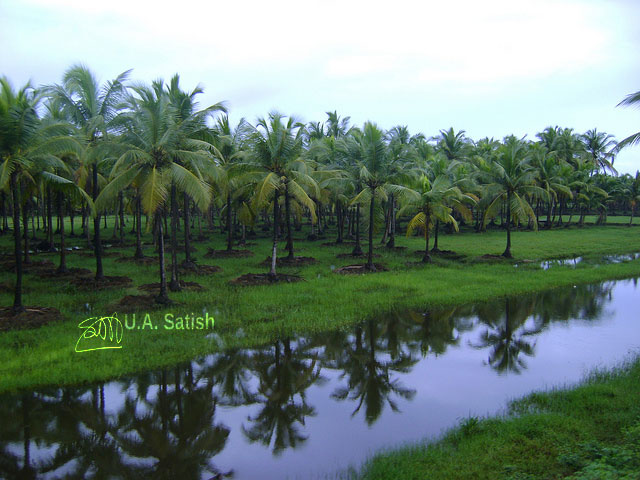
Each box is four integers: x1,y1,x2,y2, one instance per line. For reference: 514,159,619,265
0,219,639,392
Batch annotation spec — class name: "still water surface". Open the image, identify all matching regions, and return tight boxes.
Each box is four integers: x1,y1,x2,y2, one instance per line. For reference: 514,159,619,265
1,278,639,479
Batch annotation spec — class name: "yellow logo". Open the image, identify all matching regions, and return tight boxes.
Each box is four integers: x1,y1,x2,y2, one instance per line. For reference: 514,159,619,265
75,316,124,353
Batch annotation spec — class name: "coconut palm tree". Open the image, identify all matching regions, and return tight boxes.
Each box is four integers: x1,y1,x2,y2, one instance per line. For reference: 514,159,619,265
249,112,317,275
45,64,130,281
479,136,545,258
384,125,420,248
163,75,226,276
397,174,475,262
0,78,82,313
626,171,640,225
348,122,394,270
580,128,617,174
616,89,640,150
96,81,212,304
325,110,352,138
555,127,586,169
529,143,572,228
436,127,471,161
210,115,252,251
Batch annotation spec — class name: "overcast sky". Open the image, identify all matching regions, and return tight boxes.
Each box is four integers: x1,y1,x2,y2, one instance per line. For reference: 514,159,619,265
2,0,639,174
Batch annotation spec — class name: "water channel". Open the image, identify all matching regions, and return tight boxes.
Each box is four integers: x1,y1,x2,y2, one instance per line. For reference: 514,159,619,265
1,277,639,479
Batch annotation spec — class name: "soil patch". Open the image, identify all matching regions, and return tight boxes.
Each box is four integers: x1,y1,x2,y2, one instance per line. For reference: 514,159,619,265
230,273,303,286
477,254,511,261
105,294,172,313
39,267,93,278
1,259,55,274
260,256,317,267
335,263,388,274
204,248,254,259
382,245,408,251
138,281,205,293
0,281,16,293
77,250,122,258
70,275,133,290
336,252,380,259
321,241,356,247
414,249,466,260
115,255,157,265
178,264,221,276
0,306,64,332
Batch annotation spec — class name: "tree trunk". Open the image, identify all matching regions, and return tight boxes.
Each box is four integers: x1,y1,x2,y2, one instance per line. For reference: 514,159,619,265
169,183,181,291
156,213,170,305
69,201,75,236
269,192,279,279
118,192,124,245
431,220,440,252
558,198,565,226
10,172,24,313
56,192,68,273
183,193,195,267
82,202,91,247
381,199,390,244
93,163,104,280
0,191,6,234
423,210,432,263
336,201,344,244
285,181,294,259
366,188,376,271
134,194,144,259
46,187,54,249
352,204,363,255
31,204,36,241
386,194,396,248
22,199,30,264
226,192,233,251
503,191,512,258
546,197,553,229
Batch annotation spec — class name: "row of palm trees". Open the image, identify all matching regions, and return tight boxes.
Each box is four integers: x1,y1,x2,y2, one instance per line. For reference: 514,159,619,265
1,65,639,313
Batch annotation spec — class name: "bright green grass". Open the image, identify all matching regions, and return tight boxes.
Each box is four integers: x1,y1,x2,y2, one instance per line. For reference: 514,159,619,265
0,220,639,392
355,356,640,479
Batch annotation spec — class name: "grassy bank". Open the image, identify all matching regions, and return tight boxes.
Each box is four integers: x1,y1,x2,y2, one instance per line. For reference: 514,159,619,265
356,356,640,479
0,223,639,392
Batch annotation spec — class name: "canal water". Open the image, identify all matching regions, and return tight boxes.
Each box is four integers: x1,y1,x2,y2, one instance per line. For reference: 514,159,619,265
1,278,639,479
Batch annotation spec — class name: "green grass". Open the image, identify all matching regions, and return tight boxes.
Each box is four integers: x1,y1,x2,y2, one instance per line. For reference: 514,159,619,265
0,219,639,393
356,356,640,479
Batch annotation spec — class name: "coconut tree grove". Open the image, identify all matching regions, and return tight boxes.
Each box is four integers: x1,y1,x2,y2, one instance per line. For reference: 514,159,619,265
1,65,639,312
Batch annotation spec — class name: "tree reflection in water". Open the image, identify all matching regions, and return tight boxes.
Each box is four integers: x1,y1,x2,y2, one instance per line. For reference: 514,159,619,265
326,320,417,426
242,338,323,456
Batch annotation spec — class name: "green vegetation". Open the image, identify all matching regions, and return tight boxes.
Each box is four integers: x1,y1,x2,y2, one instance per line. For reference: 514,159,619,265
356,356,640,479
0,222,638,393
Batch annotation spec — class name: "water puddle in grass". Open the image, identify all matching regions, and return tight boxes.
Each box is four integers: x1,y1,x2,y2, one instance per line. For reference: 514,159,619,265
513,252,640,270
1,278,640,479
